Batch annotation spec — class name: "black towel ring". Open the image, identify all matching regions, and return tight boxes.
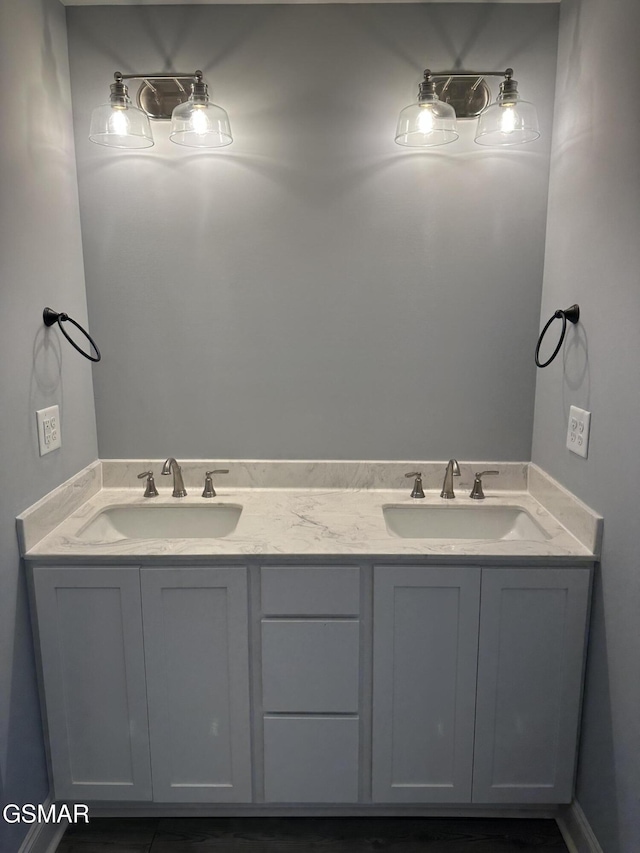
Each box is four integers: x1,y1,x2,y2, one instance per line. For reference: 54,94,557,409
43,308,101,363
535,304,579,368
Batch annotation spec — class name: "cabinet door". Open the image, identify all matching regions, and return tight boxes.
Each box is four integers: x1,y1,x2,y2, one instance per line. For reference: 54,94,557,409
473,568,591,804
32,567,151,801
372,566,481,803
141,568,252,802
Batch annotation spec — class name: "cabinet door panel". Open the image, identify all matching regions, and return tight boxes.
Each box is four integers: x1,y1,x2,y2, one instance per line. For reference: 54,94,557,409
141,568,251,802
372,567,481,803
264,716,359,803
473,568,590,803
33,568,151,801
262,620,359,712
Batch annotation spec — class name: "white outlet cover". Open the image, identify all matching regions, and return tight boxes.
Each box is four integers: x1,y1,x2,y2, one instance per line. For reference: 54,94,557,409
36,405,61,456
566,405,591,458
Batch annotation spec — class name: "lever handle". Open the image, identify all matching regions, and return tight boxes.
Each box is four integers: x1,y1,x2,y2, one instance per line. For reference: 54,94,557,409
469,470,499,500
202,469,228,498
405,471,425,499
137,470,158,497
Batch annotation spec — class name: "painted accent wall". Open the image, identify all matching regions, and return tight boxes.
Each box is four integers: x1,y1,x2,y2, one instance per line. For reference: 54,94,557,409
0,0,98,849
531,0,640,851
67,3,558,461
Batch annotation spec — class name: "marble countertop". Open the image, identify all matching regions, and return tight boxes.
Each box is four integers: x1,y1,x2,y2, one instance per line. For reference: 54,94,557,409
20,476,598,564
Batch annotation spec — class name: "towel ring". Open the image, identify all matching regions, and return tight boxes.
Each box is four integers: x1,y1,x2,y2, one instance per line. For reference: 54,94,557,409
43,308,101,363
535,304,579,368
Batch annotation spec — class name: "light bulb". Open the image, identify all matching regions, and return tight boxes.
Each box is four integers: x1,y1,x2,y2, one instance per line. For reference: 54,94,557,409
499,104,517,134
108,108,130,137
190,107,209,136
417,106,435,134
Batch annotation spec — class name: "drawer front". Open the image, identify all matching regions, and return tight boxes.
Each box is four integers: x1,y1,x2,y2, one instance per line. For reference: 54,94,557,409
261,567,360,616
262,620,360,712
264,716,359,802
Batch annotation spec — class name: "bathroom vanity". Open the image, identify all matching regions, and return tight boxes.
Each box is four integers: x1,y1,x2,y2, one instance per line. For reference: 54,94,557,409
18,460,601,814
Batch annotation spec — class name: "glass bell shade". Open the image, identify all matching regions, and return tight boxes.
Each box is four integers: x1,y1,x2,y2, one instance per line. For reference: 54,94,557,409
395,99,458,148
474,94,540,146
169,97,233,148
89,97,154,149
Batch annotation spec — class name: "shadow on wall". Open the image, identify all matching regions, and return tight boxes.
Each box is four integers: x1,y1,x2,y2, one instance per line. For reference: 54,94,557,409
561,321,590,418
0,560,49,853
30,325,64,465
69,3,276,79
347,2,555,80
575,552,620,844
27,1,73,175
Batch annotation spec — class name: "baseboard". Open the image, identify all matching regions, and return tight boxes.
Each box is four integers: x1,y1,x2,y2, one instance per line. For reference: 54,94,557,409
15,798,68,853
91,804,558,818
556,800,605,853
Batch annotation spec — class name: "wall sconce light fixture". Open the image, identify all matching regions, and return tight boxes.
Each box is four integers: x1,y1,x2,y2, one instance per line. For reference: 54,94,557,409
395,68,539,148
89,70,232,150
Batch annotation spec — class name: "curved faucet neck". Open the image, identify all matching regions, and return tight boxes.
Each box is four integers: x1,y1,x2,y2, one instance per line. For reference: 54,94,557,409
441,458,460,499
162,458,187,497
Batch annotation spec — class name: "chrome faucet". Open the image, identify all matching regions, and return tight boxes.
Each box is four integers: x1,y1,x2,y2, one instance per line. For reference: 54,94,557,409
161,458,187,497
440,459,461,499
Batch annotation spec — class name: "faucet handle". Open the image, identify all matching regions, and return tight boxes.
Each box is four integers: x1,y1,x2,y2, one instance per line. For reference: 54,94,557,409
405,471,425,499
137,470,159,498
469,470,499,500
202,469,229,498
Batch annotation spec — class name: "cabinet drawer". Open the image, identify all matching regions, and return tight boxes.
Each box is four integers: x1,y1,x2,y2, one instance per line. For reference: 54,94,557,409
262,620,359,712
261,567,360,616
264,716,359,802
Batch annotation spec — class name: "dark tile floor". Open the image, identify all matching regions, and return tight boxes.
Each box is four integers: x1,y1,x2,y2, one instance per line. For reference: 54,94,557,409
58,816,570,853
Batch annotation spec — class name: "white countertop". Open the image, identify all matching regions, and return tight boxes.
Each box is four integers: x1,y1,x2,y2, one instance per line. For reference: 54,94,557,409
21,481,597,564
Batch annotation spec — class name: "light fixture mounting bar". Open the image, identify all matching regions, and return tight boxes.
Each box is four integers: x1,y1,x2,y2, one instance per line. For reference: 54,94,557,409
117,72,199,81
429,69,513,78
110,71,208,120
428,69,516,118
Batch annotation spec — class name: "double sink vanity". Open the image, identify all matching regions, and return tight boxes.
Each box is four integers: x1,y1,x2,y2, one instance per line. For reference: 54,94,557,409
18,459,601,815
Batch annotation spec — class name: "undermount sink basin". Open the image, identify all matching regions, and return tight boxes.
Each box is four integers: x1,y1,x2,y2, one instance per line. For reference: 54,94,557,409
77,504,243,542
382,504,550,542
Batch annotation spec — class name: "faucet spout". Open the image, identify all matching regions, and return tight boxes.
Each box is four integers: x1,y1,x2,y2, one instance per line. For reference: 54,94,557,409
161,458,187,497
440,459,461,499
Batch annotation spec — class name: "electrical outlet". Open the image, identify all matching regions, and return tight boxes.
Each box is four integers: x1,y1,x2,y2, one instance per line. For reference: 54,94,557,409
36,405,61,456
566,405,591,458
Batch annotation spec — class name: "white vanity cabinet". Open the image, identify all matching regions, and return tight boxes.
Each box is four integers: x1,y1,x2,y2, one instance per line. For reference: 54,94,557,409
31,567,152,801
140,568,252,802
30,561,591,809
372,566,481,803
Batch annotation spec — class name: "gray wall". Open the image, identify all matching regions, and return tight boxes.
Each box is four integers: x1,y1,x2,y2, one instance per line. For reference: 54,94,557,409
67,3,558,460
531,0,640,851
0,0,98,848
